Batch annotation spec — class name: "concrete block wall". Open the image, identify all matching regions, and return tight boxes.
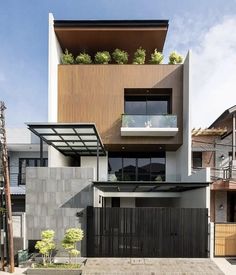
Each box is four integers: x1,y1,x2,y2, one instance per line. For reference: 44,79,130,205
26,167,94,256
215,191,227,222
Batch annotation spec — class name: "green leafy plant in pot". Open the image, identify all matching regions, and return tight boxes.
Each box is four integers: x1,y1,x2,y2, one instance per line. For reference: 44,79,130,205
76,52,92,64
95,51,111,64
149,49,164,64
168,51,183,64
61,49,74,64
132,47,146,64
112,48,129,64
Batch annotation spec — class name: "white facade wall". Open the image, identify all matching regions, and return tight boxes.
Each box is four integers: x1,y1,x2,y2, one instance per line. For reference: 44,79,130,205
81,155,108,181
179,187,209,208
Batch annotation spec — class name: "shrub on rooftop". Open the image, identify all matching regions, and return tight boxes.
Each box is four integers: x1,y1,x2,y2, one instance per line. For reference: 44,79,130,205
132,47,146,64
149,49,164,64
61,49,74,64
75,52,92,64
168,51,183,64
94,51,111,64
112,48,129,64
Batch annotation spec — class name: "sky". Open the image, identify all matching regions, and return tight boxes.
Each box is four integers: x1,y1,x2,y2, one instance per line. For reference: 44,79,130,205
1,0,236,128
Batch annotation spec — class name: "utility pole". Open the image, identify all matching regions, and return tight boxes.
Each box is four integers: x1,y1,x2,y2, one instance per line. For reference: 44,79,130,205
0,101,14,273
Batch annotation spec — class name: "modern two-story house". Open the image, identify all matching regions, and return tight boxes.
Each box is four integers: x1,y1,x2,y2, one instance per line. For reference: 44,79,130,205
25,14,211,258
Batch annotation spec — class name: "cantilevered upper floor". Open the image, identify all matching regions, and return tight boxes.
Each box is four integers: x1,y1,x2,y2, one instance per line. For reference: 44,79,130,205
49,14,190,153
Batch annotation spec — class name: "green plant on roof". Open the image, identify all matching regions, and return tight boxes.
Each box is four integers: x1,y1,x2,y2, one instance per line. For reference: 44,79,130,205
62,228,84,264
132,47,146,64
35,230,56,266
112,48,129,64
149,49,164,64
94,51,111,64
168,51,183,64
61,49,74,64
76,52,92,64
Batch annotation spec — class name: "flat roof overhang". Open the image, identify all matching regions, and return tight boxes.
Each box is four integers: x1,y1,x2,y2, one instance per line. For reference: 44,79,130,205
26,123,106,157
94,181,209,193
54,20,169,57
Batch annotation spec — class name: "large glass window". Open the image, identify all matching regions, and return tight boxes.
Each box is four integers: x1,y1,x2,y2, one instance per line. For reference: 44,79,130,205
125,95,170,115
19,158,48,185
108,153,165,181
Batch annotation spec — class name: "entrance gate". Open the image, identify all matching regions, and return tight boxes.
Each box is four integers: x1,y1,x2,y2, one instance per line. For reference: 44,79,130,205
87,207,208,257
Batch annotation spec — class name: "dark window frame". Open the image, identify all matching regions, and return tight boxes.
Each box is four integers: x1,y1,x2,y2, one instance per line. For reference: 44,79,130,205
18,158,48,185
192,152,202,168
124,88,172,115
108,152,166,181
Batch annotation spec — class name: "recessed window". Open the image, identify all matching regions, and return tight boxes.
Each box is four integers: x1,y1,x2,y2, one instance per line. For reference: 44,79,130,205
108,153,165,181
124,89,171,115
192,152,202,168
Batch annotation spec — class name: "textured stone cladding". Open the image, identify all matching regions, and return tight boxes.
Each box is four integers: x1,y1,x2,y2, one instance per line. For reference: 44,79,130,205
26,167,94,255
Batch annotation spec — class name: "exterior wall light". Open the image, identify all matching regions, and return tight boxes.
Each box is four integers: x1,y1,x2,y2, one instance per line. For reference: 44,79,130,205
219,204,224,210
220,154,225,161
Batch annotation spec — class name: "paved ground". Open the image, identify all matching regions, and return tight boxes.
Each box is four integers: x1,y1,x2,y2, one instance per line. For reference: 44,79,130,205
0,258,228,275
82,258,223,275
213,258,236,275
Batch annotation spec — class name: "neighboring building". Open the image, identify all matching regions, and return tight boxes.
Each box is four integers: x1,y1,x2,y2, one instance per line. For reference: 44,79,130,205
25,14,211,257
192,106,236,257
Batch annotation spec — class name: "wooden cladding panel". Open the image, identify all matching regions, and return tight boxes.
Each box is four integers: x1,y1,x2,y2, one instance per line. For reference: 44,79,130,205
215,223,236,256
58,65,183,149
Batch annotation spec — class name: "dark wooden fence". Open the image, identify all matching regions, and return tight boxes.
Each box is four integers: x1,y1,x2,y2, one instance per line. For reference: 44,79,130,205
87,207,208,258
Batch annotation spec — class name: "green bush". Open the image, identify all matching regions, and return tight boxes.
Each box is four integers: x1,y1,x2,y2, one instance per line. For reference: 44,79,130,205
150,49,163,64
35,230,56,266
75,53,92,64
62,228,84,264
168,51,183,64
94,51,111,64
132,47,146,64
112,48,129,64
61,49,74,64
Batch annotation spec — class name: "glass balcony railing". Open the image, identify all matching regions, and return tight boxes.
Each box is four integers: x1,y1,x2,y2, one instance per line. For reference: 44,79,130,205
121,114,177,128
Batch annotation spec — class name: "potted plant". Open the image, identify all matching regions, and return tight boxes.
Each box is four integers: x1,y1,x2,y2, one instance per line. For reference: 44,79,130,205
112,48,129,64
94,51,111,64
132,47,146,64
168,51,183,64
149,49,163,64
75,53,92,64
61,49,74,64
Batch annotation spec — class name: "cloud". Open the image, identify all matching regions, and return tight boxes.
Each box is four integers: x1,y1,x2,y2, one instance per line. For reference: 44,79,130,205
191,16,236,127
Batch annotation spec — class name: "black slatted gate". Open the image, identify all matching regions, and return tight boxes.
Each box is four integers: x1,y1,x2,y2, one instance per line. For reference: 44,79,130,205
87,207,208,258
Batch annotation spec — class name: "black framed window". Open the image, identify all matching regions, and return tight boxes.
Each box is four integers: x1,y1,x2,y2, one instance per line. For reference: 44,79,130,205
108,153,165,181
125,94,171,115
18,158,48,185
192,152,202,168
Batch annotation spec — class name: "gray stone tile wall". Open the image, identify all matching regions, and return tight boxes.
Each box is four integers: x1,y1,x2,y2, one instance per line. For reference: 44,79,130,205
26,167,94,256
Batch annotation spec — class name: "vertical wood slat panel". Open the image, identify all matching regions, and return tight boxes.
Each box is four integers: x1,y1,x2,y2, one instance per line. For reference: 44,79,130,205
215,223,236,256
87,207,208,258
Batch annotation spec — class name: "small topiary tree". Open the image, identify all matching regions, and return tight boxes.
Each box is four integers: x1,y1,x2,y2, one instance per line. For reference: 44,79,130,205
76,53,92,64
35,230,56,266
168,51,183,64
112,48,129,64
61,49,74,64
94,51,111,64
62,228,84,264
149,49,163,64
132,47,146,64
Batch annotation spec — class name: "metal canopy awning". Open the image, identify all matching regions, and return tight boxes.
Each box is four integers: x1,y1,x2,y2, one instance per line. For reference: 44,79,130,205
94,181,209,192
27,123,106,157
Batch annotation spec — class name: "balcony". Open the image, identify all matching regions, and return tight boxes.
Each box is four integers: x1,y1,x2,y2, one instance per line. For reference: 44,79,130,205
121,114,178,137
